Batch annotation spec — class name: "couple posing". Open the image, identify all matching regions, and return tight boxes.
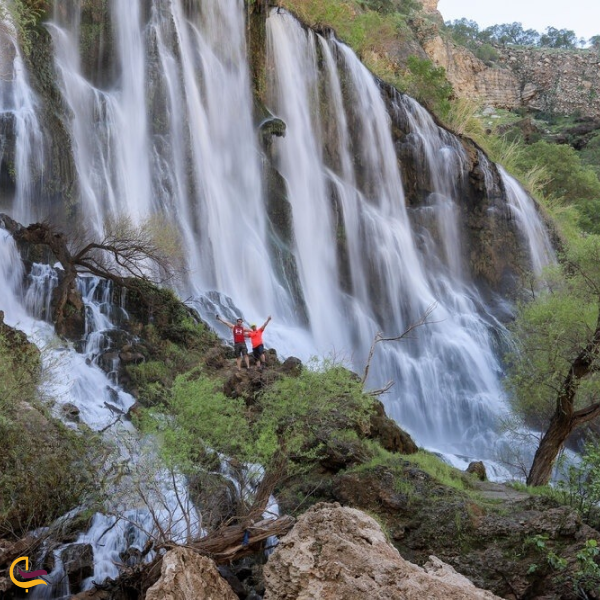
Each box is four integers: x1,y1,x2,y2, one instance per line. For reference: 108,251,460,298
216,314,272,371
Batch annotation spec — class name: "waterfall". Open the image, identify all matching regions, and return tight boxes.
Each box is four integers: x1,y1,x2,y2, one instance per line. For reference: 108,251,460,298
0,0,563,560
500,166,555,277
0,0,564,592
0,0,557,457
0,11,44,224
266,12,511,454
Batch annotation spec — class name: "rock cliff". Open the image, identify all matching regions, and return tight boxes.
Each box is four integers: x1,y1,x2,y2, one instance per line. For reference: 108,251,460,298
420,0,600,118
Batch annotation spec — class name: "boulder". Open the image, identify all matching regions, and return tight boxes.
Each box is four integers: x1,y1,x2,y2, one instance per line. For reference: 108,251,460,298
466,461,487,481
145,547,237,600
368,400,418,454
60,543,94,593
280,356,302,377
61,402,80,422
263,503,501,600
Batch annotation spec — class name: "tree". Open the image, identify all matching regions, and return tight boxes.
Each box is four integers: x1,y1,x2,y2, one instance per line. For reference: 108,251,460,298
507,236,600,486
539,27,578,49
445,18,481,48
1,213,183,337
484,22,540,46
589,35,600,50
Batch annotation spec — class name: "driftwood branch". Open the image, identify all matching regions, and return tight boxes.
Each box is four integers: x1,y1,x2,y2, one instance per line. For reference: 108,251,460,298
183,514,295,564
362,302,439,386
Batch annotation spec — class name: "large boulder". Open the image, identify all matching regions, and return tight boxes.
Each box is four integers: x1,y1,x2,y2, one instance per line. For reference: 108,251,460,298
145,547,237,600
263,503,500,599
60,543,94,593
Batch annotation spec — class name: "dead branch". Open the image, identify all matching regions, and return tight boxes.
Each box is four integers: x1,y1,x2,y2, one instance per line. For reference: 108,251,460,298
362,302,439,386
184,514,295,564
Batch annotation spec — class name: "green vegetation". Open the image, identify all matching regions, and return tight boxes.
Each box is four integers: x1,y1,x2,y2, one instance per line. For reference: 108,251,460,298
0,328,98,537
0,0,48,56
445,18,589,51
280,0,453,115
144,359,376,481
402,450,474,492
556,440,600,527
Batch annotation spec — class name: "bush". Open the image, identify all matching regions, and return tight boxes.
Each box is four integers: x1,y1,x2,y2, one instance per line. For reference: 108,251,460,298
475,43,498,65
145,359,375,478
515,141,600,203
556,440,600,527
404,56,453,117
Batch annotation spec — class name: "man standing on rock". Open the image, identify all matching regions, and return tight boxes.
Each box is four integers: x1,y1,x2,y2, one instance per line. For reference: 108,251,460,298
216,315,250,371
247,316,272,370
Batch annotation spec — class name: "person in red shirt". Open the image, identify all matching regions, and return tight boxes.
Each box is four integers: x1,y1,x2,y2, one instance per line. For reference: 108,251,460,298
216,315,250,371
246,316,272,370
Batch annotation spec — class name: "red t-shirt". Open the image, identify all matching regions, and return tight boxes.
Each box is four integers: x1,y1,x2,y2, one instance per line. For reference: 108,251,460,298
247,329,264,348
233,325,245,343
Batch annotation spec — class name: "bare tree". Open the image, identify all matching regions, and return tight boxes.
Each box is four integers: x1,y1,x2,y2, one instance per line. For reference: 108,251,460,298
361,303,439,393
2,213,184,337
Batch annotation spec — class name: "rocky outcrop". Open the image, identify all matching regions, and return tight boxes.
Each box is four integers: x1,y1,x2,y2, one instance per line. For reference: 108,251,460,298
263,503,500,599
421,35,521,109
419,0,600,119
496,47,600,118
144,547,237,600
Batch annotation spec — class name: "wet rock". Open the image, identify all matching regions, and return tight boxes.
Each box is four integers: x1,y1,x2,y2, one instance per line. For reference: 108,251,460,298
60,543,94,593
127,402,143,420
61,402,80,422
466,461,487,481
119,350,145,365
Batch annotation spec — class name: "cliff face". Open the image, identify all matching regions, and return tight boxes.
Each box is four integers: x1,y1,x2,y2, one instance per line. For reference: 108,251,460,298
421,35,521,109
421,0,600,118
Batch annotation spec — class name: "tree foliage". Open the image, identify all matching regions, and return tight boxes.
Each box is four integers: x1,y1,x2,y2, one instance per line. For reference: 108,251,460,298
507,236,600,484
446,19,584,50
404,56,452,117
0,327,98,537
145,359,375,481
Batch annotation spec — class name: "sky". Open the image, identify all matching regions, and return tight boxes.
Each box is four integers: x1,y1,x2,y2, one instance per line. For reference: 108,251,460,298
437,0,600,42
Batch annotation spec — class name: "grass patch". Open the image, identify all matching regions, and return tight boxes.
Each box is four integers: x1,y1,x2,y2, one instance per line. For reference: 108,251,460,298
401,450,475,493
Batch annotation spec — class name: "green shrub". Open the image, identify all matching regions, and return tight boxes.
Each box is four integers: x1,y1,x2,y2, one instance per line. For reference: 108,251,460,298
404,56,453,117
402,450,473,492
145,359,375,479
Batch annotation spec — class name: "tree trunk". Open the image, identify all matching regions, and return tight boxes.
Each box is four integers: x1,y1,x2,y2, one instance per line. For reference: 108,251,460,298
527,304,600,486
526,411,573,486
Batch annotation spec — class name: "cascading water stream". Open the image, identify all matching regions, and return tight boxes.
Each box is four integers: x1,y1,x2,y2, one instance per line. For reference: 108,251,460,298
0,12,44,224
0,229,203,598
500,166,556,276
267,12,512,455
397,95,467,280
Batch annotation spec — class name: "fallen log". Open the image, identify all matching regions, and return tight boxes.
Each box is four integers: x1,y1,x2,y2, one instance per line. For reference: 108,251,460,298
188,514,294,563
